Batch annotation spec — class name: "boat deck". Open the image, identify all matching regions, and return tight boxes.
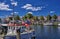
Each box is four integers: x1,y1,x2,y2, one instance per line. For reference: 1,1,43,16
0,29,35,39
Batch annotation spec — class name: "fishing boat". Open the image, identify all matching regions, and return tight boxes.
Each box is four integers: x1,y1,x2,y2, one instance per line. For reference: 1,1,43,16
0,1,35,38
0,20,35,39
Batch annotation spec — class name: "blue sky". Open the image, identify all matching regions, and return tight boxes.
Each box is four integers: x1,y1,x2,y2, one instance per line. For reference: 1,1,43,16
0,0,60,18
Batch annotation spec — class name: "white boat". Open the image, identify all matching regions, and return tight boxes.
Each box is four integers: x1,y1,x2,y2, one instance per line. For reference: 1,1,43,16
43,23,53,25
0,23,35,39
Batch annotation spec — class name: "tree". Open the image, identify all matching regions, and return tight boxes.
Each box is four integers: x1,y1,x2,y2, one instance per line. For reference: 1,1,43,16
46,14,52,21
40,16,44,21
23,12,33,20
9,17,13,20
14,15,20,20
33,16,38,21
40,16,44,23
22,15,27,20
52,14,57,21
25,12,33,19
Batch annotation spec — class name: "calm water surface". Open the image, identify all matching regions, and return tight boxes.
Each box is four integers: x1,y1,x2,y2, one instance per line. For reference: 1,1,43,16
33,25,60,39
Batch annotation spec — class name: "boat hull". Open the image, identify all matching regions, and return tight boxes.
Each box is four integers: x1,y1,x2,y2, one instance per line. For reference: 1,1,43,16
4,31,35,39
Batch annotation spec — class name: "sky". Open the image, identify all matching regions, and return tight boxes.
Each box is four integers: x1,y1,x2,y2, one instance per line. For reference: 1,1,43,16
0,0,60,18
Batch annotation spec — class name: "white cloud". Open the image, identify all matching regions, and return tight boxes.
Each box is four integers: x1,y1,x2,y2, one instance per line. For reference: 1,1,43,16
10,0,14,1
26,7,42,11
0,2,12,11
10,0,18,6
11,12,18,15
50,11,55,13
21,4,32,8
11,1,17,6
21,4,45,11
27,12,33,14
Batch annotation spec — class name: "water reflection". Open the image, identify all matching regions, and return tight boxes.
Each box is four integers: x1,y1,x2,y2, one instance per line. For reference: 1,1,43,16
33,25,60,39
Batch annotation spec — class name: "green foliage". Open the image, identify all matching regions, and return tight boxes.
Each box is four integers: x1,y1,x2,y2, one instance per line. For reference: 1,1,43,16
33,16,38,20
52,14,57,20
14,15,20,20
23,15,27,20
26,13,33,19
46,14,52,21
53,22,58,26
24,13,33,19
40,16,44,21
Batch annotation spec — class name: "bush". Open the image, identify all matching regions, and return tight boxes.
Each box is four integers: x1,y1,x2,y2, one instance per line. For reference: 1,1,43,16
53,22,58,26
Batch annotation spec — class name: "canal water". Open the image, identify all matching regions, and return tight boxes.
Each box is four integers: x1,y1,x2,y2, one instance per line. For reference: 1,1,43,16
33,25,60,39
4,25,60,39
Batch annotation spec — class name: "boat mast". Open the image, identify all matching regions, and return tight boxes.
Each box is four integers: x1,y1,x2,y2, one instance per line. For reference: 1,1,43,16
11,1,15,24
11,1,21,39
9,1,18,35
